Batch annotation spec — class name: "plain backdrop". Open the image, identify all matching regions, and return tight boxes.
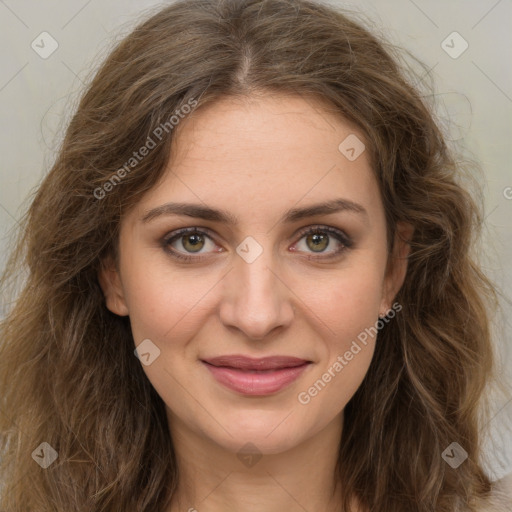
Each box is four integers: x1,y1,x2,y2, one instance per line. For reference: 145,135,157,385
0,0,511,481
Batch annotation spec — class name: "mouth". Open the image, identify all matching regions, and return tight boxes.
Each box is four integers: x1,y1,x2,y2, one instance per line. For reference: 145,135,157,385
201,355,313,395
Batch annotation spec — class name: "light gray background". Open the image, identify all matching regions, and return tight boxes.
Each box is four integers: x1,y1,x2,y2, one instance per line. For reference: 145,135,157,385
0,0,511,481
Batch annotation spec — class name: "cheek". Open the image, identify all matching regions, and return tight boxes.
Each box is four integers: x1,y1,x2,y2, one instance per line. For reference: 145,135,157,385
290,295,379,443
302,264,382,384
305,262,384,341
120,249,211,344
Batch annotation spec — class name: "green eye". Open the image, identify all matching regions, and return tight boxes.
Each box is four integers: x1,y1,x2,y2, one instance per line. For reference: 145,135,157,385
162,225,352,262
305,231,330,252
179,232,206,253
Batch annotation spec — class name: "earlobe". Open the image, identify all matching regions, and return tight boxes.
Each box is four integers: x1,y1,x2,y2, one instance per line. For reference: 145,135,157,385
97,257,129,317
381,221,414,313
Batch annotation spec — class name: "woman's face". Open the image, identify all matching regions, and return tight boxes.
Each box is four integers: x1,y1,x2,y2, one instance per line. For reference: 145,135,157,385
99,93,410,455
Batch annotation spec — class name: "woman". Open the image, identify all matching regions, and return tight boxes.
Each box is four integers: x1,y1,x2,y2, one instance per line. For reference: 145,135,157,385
0,0,510,510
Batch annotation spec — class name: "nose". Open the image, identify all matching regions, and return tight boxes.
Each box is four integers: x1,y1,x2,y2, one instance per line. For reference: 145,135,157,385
218,245,295,341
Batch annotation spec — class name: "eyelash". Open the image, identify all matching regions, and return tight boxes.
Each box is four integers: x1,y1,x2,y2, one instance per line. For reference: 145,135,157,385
161,225,353,263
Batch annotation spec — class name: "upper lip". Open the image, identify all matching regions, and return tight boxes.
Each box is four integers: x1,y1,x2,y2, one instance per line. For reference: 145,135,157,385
202,355,311,371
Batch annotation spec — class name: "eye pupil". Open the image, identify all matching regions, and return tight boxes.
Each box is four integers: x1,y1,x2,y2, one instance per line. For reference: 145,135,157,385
183,233,204,252
307,232,329,252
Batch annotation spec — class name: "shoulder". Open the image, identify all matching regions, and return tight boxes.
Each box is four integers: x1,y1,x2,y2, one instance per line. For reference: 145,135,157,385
478,472,512,512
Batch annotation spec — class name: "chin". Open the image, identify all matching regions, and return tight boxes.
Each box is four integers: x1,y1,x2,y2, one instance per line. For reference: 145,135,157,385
220,430,303,457
206,408,312,455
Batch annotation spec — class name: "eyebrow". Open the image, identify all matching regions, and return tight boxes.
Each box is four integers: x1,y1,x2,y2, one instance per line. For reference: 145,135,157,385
140,198,368,225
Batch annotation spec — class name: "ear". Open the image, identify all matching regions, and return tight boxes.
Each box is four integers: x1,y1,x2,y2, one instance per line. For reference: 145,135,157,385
97,255,129,316
379,221,414,315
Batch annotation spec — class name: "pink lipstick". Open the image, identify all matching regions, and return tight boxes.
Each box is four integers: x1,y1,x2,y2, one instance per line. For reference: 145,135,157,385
201,355,312,395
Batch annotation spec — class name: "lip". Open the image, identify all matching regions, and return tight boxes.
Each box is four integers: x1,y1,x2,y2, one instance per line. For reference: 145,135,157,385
201,355,312,395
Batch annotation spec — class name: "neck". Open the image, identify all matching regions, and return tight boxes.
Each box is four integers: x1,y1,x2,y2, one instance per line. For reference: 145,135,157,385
165,412,357,512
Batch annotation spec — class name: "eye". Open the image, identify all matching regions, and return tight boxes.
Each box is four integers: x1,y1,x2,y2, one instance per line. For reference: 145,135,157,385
291,225,352,260
162,227,219,261
161,225,352,262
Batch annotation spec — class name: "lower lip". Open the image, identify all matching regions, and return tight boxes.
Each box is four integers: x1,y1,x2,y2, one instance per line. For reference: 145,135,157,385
202,361,311,395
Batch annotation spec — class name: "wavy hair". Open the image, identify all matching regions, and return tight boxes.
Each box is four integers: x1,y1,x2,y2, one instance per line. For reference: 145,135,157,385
0,0,507,510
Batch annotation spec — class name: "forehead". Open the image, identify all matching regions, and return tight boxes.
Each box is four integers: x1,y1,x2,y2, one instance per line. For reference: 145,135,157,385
129,93,383,227
171,93,365,169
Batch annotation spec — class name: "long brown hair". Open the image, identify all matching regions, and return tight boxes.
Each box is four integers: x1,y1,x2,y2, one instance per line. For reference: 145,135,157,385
0,0,507,510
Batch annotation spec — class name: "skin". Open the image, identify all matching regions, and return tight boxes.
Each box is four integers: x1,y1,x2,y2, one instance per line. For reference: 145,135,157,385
99,92,413,512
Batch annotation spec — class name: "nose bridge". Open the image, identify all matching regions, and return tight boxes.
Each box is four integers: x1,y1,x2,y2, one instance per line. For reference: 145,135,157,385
219,235,294,339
